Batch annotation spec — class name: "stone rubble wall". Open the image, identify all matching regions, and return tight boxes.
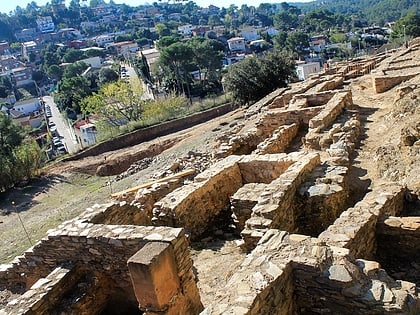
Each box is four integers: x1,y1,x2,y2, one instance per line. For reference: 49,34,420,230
152,156,244,239
0,219,202,314
1,266,74,314
202,230,419,314
268,76,324,109
319,183,406,260
376,216,420,284
373,73,419,93
372,44,420,93
304,91,354,150
87,178,185,226
253,123,300,155
245,87,289,117
241,152,321,251
308,91,352,130
294,163,349,236
376,216,420,261
230,183,268,232
289,90,337,108
217,76,349,159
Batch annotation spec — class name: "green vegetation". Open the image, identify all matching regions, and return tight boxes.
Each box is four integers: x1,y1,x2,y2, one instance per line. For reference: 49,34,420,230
0,112,42,192
223,50,296,106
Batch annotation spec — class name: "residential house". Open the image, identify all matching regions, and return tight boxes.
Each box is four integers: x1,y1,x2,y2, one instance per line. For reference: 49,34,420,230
0,56,25,72
74,120,97,148
36,16,55,33
64,40,88,49
178,24,194,36
296,61,320,80
92,4,112,17
0,42,10,55
8,98,42,128
22,41,41,61
140,48,160,71
15,28,37,42
11,67,33,87
12,98,41,115
241,27,259,42
222,54,245,66
265,27,279,37
58,28,82,40
94,34,114,47
168,13,181,21
93,35,114,47
310,35,327,53
192,26,211,37
107,41,139,55
227,37,246,53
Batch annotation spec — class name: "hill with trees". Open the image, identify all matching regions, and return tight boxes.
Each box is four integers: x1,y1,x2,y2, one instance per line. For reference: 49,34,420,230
301,0,420,25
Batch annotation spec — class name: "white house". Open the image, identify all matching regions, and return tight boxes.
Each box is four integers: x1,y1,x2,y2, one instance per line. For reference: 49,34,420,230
178,24,193,36
94,34,114,47
241,27,260,42
74,120,97,148
266,27,279,37
12,98,41,116
80,123,97,148
80,56,102,68
227,37,246,53
296,61,321,80
36,16,55,33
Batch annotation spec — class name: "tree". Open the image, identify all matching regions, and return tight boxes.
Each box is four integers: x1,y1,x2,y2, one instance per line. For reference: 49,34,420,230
158,42,194,96
0,112,35,192
62,61,89,79
82,81,144,126
223,51,296,106
56,76,92,112
391,13,420,42
286,31,310,58
62,48,85,63
0,111,23,156
47,64,63,81
98,68,119,85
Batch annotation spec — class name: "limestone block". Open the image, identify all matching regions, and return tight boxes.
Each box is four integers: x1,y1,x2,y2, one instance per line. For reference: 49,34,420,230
128,242,180,312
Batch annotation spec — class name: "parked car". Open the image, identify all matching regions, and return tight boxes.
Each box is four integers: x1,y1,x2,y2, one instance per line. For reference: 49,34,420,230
56,145,67,154
53,137,62,146
48,121,56,128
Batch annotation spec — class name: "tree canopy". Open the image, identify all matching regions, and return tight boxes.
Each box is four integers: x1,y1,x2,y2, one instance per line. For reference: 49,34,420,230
223,50,296,106
0,112,41,192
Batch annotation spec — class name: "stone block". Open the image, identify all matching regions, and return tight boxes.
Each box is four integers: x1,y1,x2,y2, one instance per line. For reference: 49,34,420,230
128,242,180,312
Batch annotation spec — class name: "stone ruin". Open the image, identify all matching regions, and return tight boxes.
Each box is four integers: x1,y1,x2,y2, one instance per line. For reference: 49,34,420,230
1,42,420,314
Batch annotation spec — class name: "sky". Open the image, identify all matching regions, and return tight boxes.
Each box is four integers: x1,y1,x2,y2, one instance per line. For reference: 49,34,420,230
1,0,314,15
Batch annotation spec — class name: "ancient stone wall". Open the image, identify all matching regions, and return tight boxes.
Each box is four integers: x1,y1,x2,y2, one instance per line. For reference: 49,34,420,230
253,123,300,155
201,231,420,314
373,73,419,93
242,152,321,250
319,184,406,260
0,221,202,314
152,156,244,239
376,216,420,285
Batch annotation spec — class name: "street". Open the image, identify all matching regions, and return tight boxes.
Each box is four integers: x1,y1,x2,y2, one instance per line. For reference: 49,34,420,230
42,96,79,154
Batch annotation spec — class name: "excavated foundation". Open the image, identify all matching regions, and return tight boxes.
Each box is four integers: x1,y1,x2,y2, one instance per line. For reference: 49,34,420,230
1,41,420,315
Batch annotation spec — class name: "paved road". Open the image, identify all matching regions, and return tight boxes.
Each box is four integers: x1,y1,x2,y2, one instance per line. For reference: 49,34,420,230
42,96,79,154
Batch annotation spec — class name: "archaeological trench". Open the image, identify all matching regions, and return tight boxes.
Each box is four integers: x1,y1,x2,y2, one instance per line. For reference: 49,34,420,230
1,39,420,314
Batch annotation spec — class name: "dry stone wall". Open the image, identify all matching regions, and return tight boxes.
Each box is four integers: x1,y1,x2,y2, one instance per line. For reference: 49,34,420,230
201,231,420,314
319,183,406,260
